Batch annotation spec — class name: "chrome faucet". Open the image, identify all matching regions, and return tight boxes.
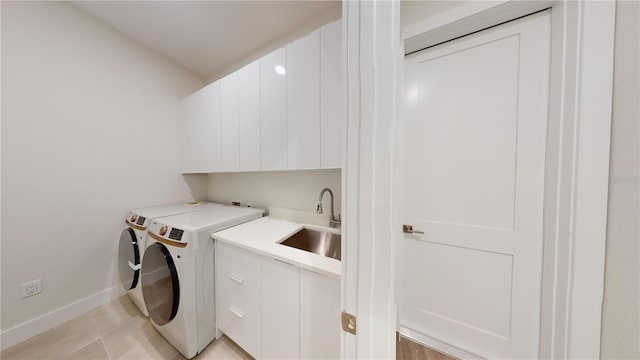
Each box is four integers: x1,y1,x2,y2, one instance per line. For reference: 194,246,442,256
317,188,341,228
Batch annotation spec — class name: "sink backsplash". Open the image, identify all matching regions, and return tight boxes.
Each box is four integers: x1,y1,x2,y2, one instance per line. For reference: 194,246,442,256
268,207,332,227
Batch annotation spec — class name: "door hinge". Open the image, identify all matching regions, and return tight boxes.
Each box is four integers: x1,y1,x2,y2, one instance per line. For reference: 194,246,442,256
341,311,357,335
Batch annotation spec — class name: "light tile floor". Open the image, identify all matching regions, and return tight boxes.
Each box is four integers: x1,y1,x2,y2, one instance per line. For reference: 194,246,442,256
1,295,252,360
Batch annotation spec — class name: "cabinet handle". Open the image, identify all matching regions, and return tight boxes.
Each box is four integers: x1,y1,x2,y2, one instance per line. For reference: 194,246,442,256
228,273,244,284
229,306,244,319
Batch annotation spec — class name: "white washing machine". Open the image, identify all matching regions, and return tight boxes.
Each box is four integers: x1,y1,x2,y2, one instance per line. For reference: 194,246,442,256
140,205,264,359
118,202,218,316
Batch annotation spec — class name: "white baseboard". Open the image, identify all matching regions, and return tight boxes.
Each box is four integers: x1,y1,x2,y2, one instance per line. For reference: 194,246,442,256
399,326,484,359
0,285,124,351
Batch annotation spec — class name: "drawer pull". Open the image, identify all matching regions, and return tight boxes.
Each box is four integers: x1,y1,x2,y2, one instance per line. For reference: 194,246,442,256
228,273,244,284
229,306,244,319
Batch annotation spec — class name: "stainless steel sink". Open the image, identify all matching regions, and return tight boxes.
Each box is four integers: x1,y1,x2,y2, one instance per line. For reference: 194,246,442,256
279,228,341,261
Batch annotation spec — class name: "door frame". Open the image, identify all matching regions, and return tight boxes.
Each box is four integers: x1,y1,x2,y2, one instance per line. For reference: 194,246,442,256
341,0,616,359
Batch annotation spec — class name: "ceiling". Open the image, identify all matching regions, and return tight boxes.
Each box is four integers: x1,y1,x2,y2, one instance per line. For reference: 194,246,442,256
73,1,341,80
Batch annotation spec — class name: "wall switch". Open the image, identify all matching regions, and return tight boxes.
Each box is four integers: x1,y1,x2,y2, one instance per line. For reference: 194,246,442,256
21,279,42,298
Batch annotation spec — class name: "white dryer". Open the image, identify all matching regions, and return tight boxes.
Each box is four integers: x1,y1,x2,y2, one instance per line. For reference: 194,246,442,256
118,202,217,316
140,205,264,359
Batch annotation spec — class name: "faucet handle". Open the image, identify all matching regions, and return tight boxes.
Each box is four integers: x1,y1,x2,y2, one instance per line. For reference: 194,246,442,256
330,213,341,228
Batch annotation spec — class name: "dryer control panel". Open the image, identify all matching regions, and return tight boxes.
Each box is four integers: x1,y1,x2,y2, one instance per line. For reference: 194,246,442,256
126,212,148,230
168,228,184,241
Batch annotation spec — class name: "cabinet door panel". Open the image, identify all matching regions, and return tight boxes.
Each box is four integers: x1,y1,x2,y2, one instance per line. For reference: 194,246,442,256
320,20,344,169
261,257,299,359
217,270,260,358
180,82,221,173
260,48,288,170
287,30,321,169
217,242,261,287
300,269,340,359
220,73,240,172
238,60,261,171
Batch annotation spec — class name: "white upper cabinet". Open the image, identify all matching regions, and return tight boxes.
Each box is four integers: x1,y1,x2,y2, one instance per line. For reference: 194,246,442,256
180,82,221,173
220,72,240,172
320,20,344,169
180,21,343,173
238,60,261,172
287,30,321,170
260,48,288,171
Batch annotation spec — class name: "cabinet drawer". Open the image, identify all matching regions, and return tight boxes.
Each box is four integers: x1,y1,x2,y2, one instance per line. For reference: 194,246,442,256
216,242,261,286
217,270,261,358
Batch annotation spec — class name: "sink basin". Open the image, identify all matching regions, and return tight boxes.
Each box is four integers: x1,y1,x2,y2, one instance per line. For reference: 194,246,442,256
279,228,341,261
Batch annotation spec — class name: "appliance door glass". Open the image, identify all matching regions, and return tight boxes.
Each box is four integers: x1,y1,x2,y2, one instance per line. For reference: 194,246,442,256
118,228,140,290
141,243,180,326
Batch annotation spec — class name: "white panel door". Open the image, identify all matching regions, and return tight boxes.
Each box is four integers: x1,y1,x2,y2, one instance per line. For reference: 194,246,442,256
320,19,343,169
180,82,221,173
220,72,239,172
261,257,299,359
400,12,550,358
287,30,321,169
300,269,340,359
260,48,288,170
238,60,261,171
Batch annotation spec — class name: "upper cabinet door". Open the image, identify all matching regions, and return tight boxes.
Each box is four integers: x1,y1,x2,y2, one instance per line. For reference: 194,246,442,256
287,30,321,170
320,20,343,169
260,48,288,171
238,60,261,172
220,72,240,172
180,82,221,173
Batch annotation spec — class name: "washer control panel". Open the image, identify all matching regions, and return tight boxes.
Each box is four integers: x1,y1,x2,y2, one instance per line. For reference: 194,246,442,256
149,221,187,245
169,228,184,241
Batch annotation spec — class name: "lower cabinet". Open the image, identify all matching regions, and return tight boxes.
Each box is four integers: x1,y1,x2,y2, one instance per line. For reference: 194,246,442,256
300,269,341,359
216,242,340,359
261,257,300,359
217,270,261,358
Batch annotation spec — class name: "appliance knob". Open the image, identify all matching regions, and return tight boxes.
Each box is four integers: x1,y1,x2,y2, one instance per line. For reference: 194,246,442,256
131,215,138,222
159,226,168,236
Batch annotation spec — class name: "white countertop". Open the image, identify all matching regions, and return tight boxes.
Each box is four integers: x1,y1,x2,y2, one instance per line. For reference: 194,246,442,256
211,216,341,279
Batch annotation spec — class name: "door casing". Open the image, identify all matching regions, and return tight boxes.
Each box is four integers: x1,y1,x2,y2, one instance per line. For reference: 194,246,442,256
341,0,616,359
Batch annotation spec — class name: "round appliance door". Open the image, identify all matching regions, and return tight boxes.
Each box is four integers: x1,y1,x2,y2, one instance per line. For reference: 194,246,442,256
118,228,140,291
141,243,180,326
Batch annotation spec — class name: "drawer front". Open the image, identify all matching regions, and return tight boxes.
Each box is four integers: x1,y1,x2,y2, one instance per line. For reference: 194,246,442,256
217,270,261,358
216,242,261,286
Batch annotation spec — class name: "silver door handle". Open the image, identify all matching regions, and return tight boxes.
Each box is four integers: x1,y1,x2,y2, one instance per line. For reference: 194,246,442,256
403,224,424,235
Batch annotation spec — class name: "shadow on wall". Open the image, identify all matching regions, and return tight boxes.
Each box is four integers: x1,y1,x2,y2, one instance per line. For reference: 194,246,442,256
182,174,209,201
204,169,342,213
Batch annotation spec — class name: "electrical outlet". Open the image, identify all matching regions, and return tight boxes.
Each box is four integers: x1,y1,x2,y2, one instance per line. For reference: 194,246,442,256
21,279,42,298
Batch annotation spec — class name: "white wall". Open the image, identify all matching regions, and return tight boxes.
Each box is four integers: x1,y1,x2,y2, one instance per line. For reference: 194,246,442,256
206,170,341,215
600,1,640,358
1,1,206,346
401,0,471,29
